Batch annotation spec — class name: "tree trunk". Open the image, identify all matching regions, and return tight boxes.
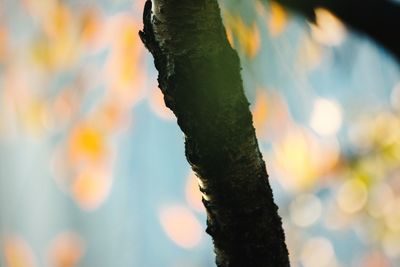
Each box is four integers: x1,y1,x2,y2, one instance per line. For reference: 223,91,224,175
139,0,290,266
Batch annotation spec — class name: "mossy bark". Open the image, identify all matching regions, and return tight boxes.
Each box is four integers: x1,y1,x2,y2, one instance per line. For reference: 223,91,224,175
139,0,290,266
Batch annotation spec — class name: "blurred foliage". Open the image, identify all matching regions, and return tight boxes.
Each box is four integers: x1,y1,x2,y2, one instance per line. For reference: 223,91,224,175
0,0,399,266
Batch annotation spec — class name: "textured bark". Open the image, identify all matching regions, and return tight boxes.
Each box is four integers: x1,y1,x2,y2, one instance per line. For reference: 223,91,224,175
272,0,400,60
139,0,290,266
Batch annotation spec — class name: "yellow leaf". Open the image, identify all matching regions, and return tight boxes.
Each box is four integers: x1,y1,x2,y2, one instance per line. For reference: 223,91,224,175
68,124,107,164
268,2,288,37
223,12,261,58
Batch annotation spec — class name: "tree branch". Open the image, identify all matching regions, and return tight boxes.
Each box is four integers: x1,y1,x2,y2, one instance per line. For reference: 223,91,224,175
139,0,290,266
271,0,400,60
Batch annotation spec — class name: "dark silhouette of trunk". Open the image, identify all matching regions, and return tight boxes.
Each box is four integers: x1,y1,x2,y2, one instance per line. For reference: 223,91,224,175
139,0,290,266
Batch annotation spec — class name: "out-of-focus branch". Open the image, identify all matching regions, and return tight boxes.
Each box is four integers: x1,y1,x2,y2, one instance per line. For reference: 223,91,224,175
272,0,400,60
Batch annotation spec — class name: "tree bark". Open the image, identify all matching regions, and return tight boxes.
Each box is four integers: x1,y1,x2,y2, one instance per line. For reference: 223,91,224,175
272,0,400,60
139,0,290,266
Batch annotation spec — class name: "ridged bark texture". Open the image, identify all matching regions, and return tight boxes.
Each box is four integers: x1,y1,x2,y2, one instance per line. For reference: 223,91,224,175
139,0,290,266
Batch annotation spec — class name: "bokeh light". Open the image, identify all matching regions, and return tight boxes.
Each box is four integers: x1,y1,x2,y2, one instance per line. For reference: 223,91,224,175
300,237,335,267
1,0,399,266
290,193,322,227
159,205,203,249
2,236,37,267
337,178,368,214
309,98,342,136
310,8,346,46
47,232,85,267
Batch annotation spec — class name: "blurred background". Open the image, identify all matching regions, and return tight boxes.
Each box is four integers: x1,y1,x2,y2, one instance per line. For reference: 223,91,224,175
0,0,399,266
